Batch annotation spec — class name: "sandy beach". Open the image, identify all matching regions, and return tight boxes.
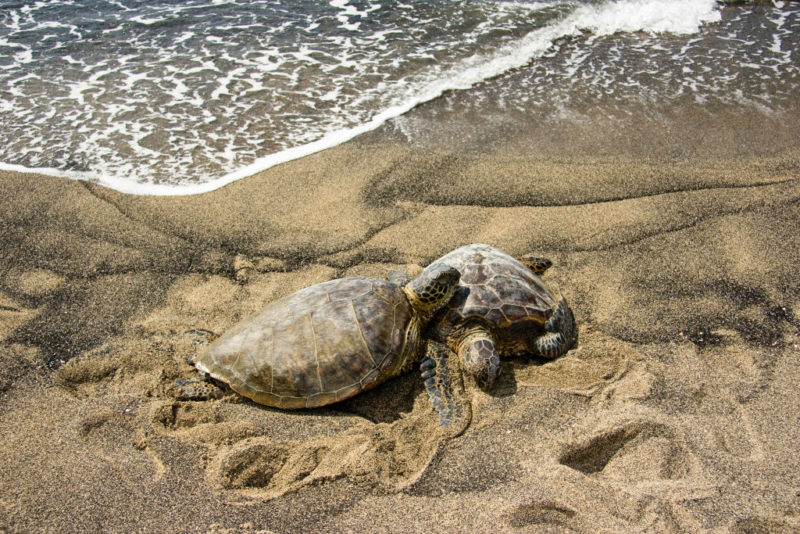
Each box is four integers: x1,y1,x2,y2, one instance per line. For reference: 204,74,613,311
1,123,799,532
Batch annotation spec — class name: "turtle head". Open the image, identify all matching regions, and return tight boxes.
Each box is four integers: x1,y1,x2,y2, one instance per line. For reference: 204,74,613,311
403,263,460,322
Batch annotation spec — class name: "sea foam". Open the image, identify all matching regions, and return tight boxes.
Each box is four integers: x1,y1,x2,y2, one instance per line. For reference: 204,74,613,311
0,0,749,196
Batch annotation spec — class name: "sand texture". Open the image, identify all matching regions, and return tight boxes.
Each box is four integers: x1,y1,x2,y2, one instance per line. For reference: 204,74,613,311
1,142,799,533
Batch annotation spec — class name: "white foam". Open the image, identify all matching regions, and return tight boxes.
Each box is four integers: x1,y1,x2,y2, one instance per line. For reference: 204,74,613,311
330,0,367,31
0,0,727,196
566,0,721,36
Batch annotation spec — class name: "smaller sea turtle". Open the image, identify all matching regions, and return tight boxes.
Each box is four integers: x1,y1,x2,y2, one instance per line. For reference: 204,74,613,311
174,263,465,427
391,244,577,394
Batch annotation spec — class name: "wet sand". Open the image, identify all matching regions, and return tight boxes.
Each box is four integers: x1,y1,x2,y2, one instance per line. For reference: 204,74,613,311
1,130,799,532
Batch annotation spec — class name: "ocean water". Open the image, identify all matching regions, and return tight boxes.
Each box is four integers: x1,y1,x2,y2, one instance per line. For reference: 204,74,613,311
0,0,797,195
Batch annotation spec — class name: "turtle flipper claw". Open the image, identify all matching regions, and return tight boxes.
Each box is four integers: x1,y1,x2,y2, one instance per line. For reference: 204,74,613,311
421,341,471,437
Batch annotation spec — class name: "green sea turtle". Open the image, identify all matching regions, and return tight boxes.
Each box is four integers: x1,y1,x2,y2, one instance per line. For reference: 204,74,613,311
174,263,463,423
393,243,577,393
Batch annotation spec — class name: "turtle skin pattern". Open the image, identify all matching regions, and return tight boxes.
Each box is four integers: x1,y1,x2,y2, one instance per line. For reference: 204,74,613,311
192,277,419,409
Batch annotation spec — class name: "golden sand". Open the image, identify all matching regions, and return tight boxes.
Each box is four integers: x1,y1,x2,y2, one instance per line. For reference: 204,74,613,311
1,140,799,532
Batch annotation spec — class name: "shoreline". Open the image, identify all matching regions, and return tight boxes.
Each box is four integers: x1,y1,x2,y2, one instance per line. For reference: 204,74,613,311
4,94,799,199
1,141,799,532
0,0,739,197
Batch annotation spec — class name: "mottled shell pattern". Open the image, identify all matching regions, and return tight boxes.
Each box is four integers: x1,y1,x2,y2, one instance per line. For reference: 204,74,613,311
193,277,420,409
428,243,559,356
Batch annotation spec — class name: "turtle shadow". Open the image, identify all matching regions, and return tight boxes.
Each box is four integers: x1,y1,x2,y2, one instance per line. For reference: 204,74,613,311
486,364,519,398
209,371,423,425
329,372,422,424
325,355,555,413
326,356,553,420
481,356,550,399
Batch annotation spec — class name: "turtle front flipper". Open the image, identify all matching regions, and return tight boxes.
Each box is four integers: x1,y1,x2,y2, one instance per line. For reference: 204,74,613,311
518,254,553,276
457,329,501,390
534,296,578,358
420,341,471,437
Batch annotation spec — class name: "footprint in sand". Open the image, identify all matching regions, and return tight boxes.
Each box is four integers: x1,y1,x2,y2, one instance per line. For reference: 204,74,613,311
209,413,444,499
79,408,166,482
502,501,578,530
154,399,446,500
729,515,800,534
558,420,696,482
150,400,261,448
148,397,336,497
210,437,328,498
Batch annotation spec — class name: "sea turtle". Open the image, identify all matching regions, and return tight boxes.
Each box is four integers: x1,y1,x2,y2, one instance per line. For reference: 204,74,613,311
392,244,577,392
173,263,462,420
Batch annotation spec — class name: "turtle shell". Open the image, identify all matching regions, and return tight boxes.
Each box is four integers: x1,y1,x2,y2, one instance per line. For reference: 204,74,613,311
428,244,557,354
192,277,418,409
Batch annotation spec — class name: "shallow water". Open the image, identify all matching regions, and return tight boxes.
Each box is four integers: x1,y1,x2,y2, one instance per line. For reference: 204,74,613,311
0,0,797,194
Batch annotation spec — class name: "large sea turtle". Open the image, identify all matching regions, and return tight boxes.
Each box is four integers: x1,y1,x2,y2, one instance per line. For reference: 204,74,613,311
174,263,461,417
393,244,577,393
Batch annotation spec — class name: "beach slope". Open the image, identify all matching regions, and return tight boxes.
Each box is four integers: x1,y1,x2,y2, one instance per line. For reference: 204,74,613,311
1,144,799,532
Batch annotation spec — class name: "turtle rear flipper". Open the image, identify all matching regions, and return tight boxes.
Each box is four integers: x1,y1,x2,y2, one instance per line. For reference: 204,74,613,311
420,341,471,438
184,328,218,346
534,296,578,358
184,328,219,367
171,377,225,401
518,254,553,276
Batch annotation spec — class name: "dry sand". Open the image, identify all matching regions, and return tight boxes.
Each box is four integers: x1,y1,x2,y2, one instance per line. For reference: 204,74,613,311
1,135,799,532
